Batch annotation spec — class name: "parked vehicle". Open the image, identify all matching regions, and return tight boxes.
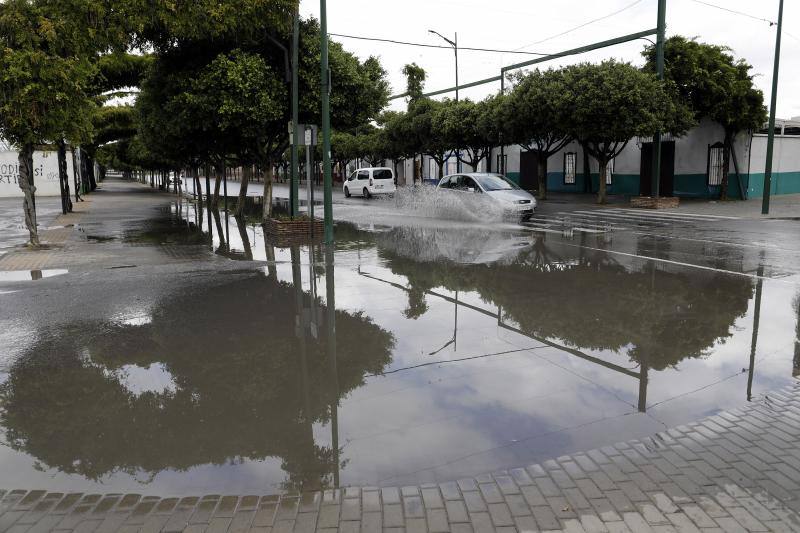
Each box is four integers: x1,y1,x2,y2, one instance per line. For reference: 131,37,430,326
344,167,396,198
436,173,536,220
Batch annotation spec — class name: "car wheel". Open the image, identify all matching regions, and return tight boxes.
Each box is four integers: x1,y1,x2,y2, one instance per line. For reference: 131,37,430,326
363,188,371,199
344,186,351,198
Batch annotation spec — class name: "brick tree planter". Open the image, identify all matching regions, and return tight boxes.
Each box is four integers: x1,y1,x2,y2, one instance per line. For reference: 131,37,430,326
630,196,680,209
263,217,324,246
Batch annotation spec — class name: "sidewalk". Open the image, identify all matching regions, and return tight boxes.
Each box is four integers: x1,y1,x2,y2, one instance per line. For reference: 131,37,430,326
2,381,800,532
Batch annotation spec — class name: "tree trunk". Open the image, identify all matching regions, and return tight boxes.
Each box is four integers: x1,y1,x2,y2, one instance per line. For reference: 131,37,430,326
537,154,548,201
70,147,82,202
204,164,211,208
486,148,492,173
597,158,608,205
583,150,591,194
720,130,732,200
18,144,39,246
212,164,223,207
235,215,253,260
263,159,274,222
236,164,251,217
57,140,72,214
87,156,97,190
438,159,444,179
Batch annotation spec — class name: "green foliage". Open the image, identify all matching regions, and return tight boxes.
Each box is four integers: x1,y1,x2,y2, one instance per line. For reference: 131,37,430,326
562,60,694,202
94,52,153,94
134,0,297,51
436,98,501,170
643,36,767,135
93,105,137,146
502,68,572,155
188,49,287,163
402,63,426,101
0,0,98,147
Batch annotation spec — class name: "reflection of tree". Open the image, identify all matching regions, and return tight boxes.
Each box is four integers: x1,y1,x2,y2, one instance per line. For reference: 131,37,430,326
0,273,394,490
376,226,753,371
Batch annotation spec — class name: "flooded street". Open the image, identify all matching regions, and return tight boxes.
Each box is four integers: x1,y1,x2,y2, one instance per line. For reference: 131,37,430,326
1,182,799,497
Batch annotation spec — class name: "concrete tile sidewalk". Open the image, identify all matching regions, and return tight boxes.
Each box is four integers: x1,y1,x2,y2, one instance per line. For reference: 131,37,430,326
2,381,800,532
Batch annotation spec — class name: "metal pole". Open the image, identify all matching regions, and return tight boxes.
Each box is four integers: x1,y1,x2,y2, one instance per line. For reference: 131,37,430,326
651,0,666,199
320,0,333,244
455,32,461,173
306,141,314,223
291,6,300,218
762,0,783,215
747,263,765,401
500,75,505,175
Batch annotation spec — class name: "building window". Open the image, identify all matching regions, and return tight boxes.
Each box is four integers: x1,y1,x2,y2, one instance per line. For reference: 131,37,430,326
564,152,577,184
604,158,614,185
708,143,725,186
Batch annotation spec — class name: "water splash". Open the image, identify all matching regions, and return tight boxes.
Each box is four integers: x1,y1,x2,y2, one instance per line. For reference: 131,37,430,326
390,185,507,223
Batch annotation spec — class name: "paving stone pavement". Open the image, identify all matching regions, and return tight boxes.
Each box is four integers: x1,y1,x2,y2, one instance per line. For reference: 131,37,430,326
3,381,800,532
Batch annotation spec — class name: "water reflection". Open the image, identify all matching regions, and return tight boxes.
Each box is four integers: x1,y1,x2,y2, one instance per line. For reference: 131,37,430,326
1,204,797,493
0,244,393,492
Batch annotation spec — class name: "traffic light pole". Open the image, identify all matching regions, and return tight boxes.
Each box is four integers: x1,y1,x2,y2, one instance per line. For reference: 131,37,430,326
651,0,666,199
762,0,784,215
320,0,333,244
291,7,300,217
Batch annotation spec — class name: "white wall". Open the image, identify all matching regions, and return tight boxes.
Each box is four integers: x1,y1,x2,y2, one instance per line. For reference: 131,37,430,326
749,135,800,174
0,147,75,198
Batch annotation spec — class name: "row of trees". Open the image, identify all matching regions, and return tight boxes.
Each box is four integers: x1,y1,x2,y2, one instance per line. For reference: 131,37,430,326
0,0,389,244
329,36,765,204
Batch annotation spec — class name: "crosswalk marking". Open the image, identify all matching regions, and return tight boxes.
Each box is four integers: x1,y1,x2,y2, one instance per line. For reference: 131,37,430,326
606,208,740,220
523,207,740,234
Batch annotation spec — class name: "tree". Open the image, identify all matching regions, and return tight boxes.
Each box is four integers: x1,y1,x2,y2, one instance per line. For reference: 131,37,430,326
437,98,503,172
501,69,572,200
643,36,767,199
406,98,449,179
563,61,694,204
402,63,426,102
0,0,99,245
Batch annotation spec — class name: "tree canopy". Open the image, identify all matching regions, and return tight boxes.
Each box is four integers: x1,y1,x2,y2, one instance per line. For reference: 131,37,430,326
643,36,766,198
563,60,695,203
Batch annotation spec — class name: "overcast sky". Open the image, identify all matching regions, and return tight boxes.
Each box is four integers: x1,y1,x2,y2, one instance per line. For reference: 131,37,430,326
300,0,799,119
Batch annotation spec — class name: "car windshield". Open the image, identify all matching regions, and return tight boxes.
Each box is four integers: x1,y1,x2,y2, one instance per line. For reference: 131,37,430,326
373,169,392,180
474,174,519,191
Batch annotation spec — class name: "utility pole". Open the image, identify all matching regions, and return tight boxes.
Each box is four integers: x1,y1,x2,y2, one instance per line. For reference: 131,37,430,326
762,0,784,215
429,29,460,172
500,76,505,175
291,6,300,217
320,0,333,244
651,0,666,199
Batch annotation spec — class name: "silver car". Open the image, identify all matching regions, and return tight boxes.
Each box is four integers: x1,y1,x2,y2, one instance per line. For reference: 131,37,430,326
436,173,537,220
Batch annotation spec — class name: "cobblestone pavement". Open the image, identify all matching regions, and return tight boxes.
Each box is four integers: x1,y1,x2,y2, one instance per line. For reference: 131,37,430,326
2,381,800,533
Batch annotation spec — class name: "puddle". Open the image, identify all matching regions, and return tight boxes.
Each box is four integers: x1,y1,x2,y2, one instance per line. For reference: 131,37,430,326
0,219,798,495
0,269,68,281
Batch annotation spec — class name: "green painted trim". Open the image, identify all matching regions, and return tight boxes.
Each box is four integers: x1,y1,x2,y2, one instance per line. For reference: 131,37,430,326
747,171,800,197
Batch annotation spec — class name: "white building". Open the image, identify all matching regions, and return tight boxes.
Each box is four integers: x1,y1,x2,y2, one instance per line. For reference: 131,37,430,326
0,140,79,198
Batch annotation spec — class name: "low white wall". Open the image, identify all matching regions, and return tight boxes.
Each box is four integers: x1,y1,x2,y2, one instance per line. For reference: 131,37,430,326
0,148,75,198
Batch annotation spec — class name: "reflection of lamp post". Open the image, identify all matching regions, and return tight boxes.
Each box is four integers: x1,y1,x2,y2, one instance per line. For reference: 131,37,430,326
325,244,340,487
429,29,460,173
747,262,765,401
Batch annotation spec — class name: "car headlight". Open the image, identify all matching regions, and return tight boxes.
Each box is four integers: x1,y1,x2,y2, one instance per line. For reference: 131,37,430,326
516,200,531,204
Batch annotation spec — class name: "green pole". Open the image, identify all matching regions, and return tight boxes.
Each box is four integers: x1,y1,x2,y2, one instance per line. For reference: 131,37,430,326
651,0,666,199
320,0,333,243
762,0,783,215
290,7,300,217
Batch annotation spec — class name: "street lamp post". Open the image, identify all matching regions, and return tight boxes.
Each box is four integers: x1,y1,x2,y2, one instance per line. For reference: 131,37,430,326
762,0,784,215
429,29,460,172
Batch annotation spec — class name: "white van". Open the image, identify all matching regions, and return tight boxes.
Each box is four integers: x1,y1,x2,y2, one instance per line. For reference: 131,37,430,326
343,167,396,198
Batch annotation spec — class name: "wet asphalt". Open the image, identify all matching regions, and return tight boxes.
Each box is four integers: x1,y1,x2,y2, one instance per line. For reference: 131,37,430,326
0,179,799,496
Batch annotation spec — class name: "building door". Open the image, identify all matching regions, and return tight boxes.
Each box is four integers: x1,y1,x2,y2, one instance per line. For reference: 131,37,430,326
519,151,540,191
639,141,675,196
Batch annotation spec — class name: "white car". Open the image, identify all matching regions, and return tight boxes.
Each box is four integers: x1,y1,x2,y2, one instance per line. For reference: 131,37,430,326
436,173,537,220
344,167,396,198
